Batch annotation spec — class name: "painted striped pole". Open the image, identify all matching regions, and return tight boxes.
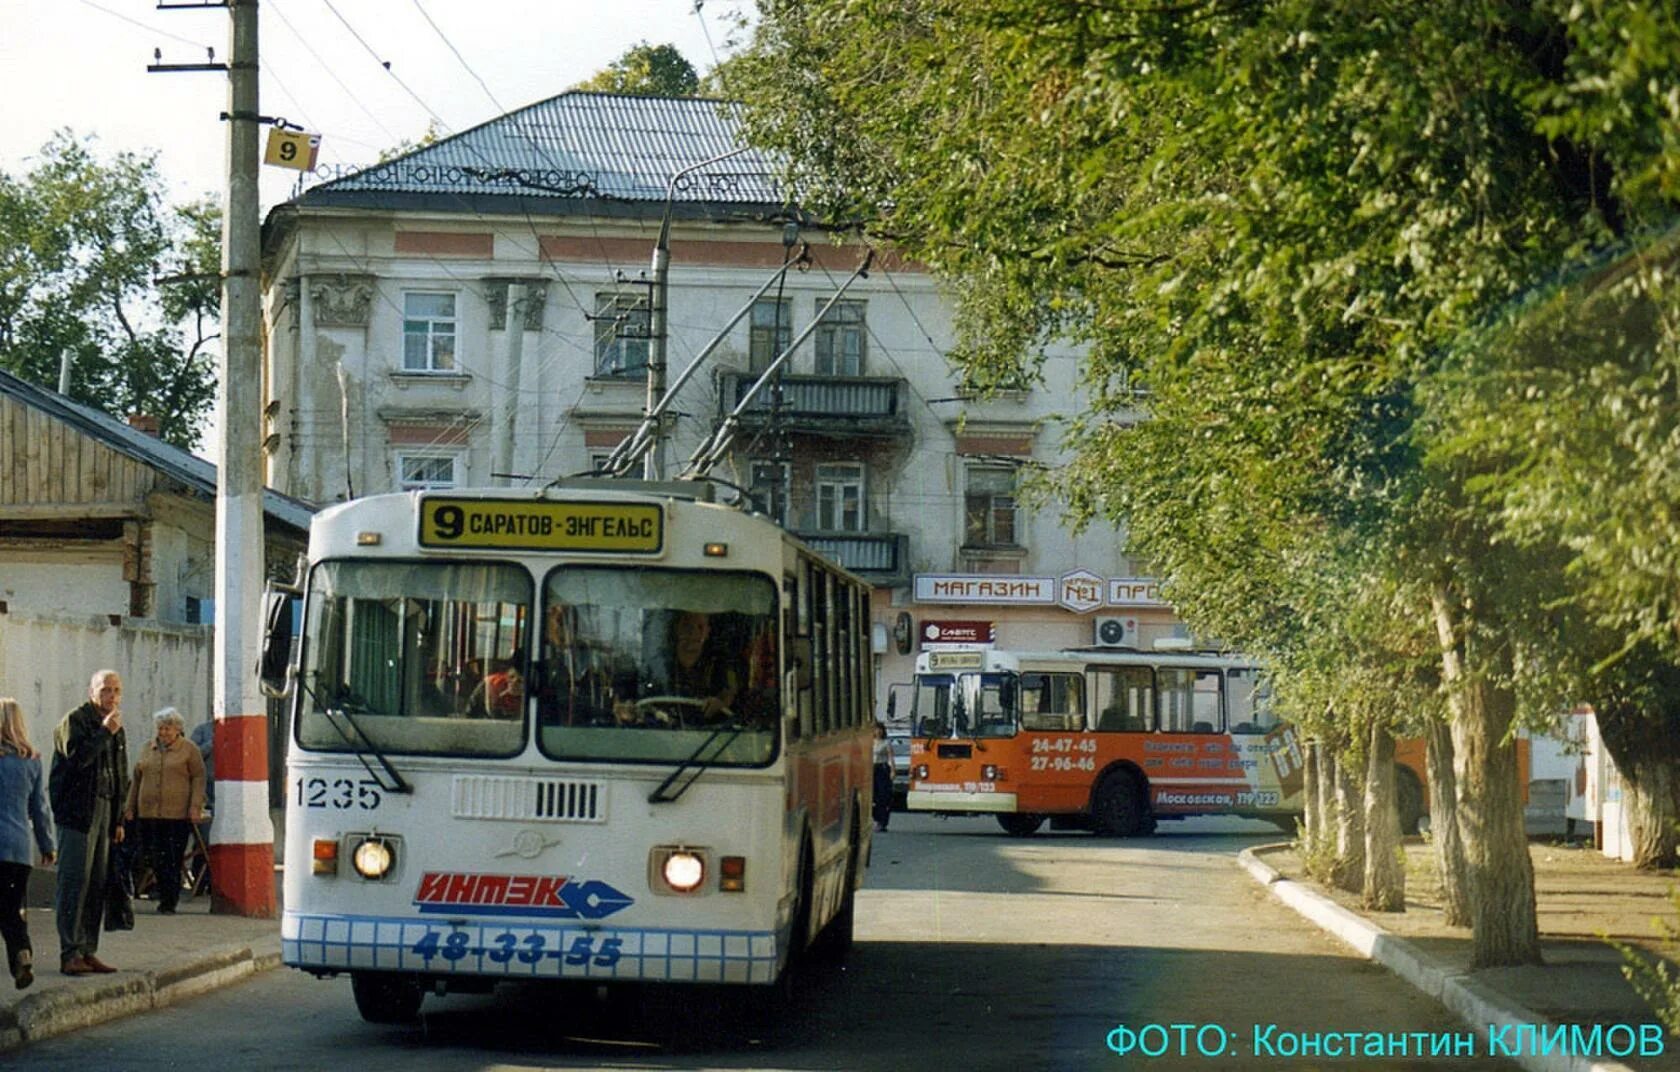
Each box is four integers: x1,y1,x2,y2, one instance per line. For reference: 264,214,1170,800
209,0,275,918
209,715,274,916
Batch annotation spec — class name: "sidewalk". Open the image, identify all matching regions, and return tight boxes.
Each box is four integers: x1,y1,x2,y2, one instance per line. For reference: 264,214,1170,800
1243,838,1680,1072
0,873,281,1052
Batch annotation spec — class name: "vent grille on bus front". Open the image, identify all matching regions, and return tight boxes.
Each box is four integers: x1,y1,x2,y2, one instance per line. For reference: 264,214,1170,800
450,775,606,823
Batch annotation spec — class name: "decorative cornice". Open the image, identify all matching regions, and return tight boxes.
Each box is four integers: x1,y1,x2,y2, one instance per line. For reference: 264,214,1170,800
519,281,547,332
309,273,377,328
482,276,548,331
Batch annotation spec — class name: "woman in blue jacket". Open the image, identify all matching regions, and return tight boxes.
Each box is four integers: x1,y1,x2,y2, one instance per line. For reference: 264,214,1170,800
0,697,55,989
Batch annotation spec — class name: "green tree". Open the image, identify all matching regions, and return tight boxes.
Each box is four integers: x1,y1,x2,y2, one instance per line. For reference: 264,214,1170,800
731,0,1680,966
0,132,219,448
376,120,444,164
572,42,699,98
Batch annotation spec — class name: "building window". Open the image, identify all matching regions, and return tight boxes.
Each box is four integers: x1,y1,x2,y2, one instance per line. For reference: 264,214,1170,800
593,292,650,378
814,299,865,376
964,465,1018,548
396,452,460,490
749,460,791,525
748,298,791,373
402,292,457,372
815,462,866,532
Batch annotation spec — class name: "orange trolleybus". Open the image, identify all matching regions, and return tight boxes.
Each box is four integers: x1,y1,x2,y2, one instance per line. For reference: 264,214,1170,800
902,646,1430,837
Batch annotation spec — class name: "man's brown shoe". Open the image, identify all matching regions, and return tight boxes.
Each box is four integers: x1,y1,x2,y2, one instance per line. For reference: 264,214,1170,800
13,950,32,990
61,956,93,976
83,955,118,974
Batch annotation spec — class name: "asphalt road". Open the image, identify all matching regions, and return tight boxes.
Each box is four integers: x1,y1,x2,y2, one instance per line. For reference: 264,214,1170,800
12,813,1515,1070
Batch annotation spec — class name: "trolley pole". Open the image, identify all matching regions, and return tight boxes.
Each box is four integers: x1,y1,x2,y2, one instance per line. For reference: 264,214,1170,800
211,0,276,918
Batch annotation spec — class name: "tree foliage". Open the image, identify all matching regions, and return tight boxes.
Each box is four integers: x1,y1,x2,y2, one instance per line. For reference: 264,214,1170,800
731,0,1680,963
0,132,219,449
572,42,700,98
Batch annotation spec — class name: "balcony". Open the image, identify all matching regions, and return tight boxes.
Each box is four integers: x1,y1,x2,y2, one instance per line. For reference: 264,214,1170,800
718,372,912,440
794,531,910,588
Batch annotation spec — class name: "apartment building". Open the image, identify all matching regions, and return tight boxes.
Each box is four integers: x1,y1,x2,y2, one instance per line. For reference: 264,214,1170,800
258,92,1175,705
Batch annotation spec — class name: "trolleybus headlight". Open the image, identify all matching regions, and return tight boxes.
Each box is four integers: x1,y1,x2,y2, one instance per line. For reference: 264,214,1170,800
662,851,705,893
913,763,928,780
351,837,396,880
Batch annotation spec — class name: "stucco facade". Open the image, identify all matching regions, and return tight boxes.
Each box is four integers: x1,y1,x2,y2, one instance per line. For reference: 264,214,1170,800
260,93,1178,715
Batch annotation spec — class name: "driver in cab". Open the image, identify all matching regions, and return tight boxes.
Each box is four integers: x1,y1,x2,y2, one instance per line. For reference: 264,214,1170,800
615,611,739,726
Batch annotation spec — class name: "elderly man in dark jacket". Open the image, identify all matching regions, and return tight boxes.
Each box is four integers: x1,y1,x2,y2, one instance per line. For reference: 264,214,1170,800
49,669,128,976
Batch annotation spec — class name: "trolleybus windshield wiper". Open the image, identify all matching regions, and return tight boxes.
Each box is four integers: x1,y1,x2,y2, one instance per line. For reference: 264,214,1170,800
648,721,747,804
302,680,412,794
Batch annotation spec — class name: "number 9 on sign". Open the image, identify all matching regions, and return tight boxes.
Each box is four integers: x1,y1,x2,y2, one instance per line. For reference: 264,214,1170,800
264,129,321,171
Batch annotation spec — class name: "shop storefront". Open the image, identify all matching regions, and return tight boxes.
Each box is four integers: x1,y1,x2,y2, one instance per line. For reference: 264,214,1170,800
869,570,1186,719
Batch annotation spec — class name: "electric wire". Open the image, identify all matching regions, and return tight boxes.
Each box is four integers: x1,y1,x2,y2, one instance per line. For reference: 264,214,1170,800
410,0,505,113
318,0,451,131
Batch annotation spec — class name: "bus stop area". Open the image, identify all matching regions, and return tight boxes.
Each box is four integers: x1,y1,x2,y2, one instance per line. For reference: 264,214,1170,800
1247,838,1680,1072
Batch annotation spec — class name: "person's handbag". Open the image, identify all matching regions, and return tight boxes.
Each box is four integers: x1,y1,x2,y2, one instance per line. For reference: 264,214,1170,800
105,861,135,932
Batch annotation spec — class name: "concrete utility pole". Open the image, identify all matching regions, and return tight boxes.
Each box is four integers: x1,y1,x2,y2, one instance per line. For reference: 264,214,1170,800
645,147,747,480
211,0,275,918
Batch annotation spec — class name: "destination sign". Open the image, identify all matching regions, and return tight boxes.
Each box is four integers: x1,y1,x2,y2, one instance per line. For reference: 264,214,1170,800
927,651,985,670
419,498,663,553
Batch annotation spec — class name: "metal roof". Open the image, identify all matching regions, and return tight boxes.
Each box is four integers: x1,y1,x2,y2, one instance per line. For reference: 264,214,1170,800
0,366,315,532
296,92,783,208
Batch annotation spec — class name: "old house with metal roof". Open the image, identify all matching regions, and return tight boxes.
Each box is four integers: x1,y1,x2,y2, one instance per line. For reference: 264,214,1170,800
0,365,311,751
259,91,1167,704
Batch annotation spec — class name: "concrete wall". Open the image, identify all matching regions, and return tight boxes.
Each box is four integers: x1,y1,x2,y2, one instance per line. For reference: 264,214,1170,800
0,611,215,762
0,551,130,618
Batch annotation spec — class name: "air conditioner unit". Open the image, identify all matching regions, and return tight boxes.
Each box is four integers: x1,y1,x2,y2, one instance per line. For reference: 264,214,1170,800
1094,615,1138,648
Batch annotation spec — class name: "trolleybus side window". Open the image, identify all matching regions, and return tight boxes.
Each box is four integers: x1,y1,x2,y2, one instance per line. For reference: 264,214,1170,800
836,575,853,728
533,567,779,766
295,560,530,758
1092,666,1152,733
783,571,801,741
1158,666,1224,733
1019,672,1085,732
1226,668,1279,734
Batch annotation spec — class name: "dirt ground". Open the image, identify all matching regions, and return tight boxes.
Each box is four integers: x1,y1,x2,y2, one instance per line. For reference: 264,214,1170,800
1264,836,1680,1068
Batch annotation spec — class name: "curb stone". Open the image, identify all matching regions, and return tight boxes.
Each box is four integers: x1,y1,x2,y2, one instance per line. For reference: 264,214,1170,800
0,939,282,1052
1237,845,1640,1072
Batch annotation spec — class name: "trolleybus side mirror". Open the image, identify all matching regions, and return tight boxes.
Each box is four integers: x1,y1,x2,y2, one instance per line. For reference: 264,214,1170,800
258,586,299,699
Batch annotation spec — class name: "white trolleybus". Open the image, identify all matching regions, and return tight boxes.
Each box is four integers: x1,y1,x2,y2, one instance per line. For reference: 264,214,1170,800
262,482,874,1024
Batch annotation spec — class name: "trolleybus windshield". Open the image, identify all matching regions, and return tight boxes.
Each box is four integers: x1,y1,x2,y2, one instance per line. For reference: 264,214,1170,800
914,671,1018,738
535,567,779,767
297,560,532,758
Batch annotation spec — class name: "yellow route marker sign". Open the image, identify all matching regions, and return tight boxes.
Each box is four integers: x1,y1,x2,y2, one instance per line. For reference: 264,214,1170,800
264,129,321,171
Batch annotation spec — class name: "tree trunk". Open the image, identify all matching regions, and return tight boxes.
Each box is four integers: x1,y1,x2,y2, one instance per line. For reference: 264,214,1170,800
1315,741,1337,842
1432,586,1541,968
1618,757,1679,869
1425,717,1471,927
1303,740,1321,844
1592,655,1680,870
1332,743,1366,894
1363,723,1405,911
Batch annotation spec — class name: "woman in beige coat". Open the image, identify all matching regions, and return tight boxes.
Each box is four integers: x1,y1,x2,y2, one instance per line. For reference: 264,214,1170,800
124,708,205,914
